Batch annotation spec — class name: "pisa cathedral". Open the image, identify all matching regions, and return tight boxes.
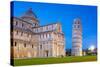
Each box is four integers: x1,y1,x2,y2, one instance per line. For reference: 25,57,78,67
11,8,65,59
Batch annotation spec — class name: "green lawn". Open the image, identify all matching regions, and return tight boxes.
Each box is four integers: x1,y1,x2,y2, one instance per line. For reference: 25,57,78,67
12,56,97,66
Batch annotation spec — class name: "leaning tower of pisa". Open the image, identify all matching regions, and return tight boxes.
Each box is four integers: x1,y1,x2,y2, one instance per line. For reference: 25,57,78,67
71,18,82,56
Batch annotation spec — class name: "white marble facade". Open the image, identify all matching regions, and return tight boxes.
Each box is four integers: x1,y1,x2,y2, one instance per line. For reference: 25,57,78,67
11,8,65,59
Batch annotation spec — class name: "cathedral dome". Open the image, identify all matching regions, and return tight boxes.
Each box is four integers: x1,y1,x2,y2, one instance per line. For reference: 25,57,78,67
21,8,37,19
20,8,39,27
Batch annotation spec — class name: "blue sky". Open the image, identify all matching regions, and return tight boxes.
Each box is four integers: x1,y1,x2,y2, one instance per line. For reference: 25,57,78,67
11,1,97,49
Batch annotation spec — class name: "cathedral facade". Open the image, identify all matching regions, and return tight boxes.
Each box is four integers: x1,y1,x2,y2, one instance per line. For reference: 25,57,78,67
11,8,65,59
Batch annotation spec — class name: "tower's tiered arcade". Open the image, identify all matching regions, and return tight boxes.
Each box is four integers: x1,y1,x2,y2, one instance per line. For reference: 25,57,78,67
72,18,82,56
